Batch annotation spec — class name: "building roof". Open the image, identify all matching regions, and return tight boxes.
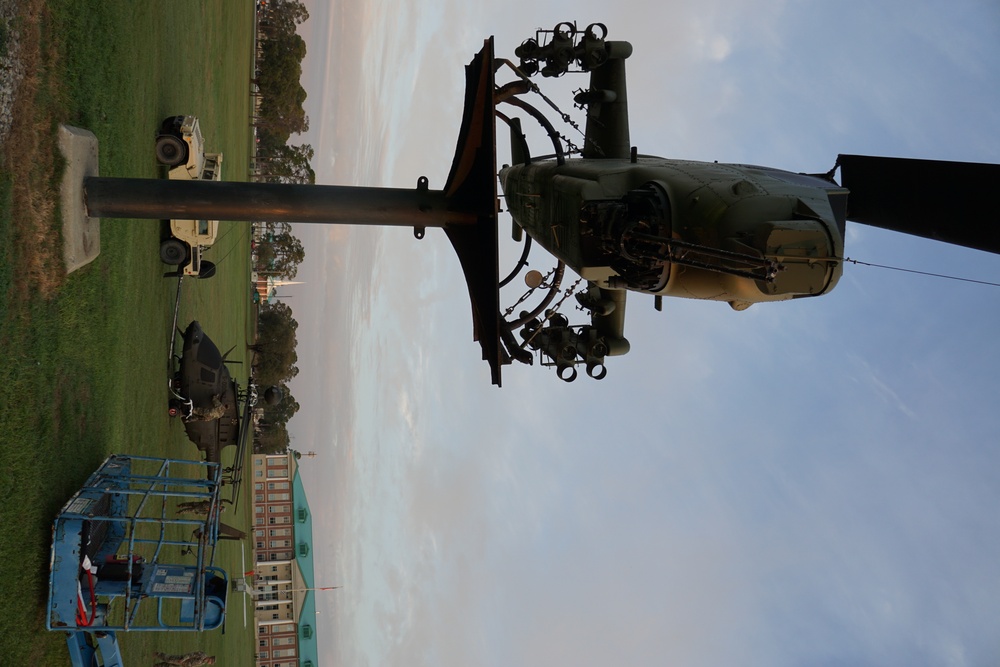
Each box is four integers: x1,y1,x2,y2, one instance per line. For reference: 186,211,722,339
292,461,320,665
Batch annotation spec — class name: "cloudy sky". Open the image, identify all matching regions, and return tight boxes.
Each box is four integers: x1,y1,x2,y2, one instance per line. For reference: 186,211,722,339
285,1,1000,665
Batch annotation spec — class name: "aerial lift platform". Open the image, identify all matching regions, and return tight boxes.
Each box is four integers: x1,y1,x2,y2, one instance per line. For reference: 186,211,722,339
46,455,230,666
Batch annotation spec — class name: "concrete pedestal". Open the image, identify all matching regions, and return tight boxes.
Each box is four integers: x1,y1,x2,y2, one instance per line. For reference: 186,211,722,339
58,124,100,273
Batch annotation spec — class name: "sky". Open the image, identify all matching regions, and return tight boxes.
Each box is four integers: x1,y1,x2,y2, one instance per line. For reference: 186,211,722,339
285,1,1000,665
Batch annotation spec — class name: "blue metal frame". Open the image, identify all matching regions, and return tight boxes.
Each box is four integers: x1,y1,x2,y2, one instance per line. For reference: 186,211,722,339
46,455,229,637
65,631,124,667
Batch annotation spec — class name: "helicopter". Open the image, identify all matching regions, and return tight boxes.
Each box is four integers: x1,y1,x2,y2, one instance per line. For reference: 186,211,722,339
169,320,244,464
490,22,1000,382
169,321,283,482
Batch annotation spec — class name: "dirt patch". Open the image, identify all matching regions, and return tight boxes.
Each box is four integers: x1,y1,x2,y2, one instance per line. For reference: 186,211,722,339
1,0,67,300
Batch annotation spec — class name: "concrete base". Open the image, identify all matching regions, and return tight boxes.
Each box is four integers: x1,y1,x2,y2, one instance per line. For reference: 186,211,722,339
58,124,101,273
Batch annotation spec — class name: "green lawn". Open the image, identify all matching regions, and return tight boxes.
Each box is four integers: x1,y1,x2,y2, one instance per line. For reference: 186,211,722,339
0,1,257,664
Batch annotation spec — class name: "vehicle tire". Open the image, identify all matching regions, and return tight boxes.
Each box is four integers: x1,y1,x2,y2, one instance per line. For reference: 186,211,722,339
198,260,218,279
160,239,188,265
161,115,183,131
155,135,187,166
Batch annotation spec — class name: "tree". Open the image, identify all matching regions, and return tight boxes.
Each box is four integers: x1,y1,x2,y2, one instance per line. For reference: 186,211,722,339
269,232,305,279
255,424,290,454
261,382,300,425
258,0,309,38
254,381,300,454
262,221,293,237
254,144,315,184
255,243,277,269
255,230,304,279
254,301,299,386
257,32,309,143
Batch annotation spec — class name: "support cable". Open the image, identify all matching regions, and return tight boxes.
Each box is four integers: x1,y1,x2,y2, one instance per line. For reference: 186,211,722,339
844,257,1000,288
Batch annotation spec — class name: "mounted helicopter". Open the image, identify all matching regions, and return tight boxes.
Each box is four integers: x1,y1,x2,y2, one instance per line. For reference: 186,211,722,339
489,22,1000,382
81,22,1000,386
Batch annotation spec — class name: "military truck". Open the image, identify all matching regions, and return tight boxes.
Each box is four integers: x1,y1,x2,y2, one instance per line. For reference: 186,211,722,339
155,116,223,278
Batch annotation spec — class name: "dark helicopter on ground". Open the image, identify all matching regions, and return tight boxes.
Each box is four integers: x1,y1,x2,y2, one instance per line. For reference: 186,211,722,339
170,321,282,469
488,22,1000,382
169,321,242,464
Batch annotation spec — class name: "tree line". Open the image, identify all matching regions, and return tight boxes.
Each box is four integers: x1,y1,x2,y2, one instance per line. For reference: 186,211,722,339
256,0,309,146
253,299,301,454
251,0,312,453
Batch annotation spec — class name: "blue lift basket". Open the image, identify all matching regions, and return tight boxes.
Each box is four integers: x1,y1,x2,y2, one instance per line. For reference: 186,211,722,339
46,455,230,664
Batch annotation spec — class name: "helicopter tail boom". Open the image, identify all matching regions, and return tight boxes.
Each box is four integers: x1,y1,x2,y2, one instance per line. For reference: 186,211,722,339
838,154,1000,255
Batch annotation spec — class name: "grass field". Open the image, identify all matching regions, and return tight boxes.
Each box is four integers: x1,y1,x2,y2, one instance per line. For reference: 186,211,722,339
0,1,258,664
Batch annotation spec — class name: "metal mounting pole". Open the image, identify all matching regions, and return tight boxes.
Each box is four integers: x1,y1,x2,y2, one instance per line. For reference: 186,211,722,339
84,177,478,228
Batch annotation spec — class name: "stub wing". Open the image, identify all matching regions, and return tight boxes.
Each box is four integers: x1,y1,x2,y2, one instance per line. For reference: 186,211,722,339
580,41,634,160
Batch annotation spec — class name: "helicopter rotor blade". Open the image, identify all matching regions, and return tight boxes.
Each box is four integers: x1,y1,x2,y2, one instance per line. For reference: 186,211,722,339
838,154,1000,255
